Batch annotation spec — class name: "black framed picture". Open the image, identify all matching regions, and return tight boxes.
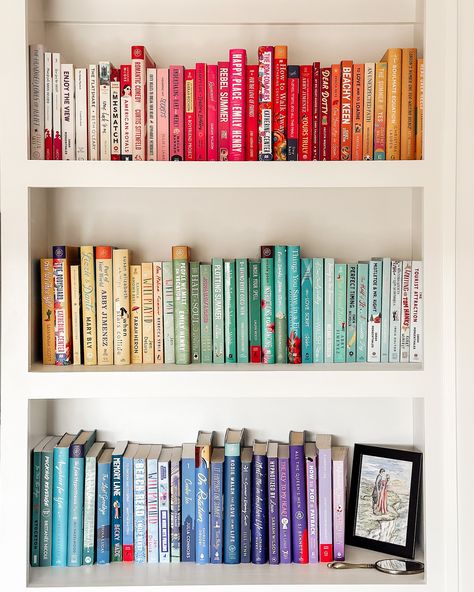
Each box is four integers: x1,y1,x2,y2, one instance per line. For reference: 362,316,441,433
346,444,422,559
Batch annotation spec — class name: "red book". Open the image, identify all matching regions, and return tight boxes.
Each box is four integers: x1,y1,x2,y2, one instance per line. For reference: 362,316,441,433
299,65,313,161
258,46,274,160
218,61,230,160
312,62,320,160
352,64,364,160
229,49,247,161
195,63,207,160
131,45,156,160
340,60,353,160
169,65,184,161
273,46,288,160
185,69,195,161
330,64,341,160
207,65,218,161
319,67,331,160
246,65,258,161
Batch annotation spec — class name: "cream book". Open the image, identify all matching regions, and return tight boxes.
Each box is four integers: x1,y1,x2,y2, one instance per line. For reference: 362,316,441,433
131,265,143,364
96,246,114,364
80,246,97,365
142,262,154,363
113,249,130,365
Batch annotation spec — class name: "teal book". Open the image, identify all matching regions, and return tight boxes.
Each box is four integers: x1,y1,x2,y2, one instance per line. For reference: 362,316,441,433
324,258,335,363
224,260,237,363
190,261,201,363
52,432,77,567
380,257,391,363
301,258,313,363
334,264,347,363
368,259,382,362
312,258,324,363
200,264,213,363
212,258,225,363
287,246,301,364
249,260,262,363
260,246,275,364
346,264,358,362
356,262,369,362
173,246,191,365
67,430,97,566
236,259,249,363
274,246,287,364
31,436,53,566
40,436,61,567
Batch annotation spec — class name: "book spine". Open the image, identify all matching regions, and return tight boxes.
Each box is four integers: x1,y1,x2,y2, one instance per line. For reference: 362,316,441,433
224,447,241,563
113,250,130,365
287,66,299,160
274,246,287,364
246,65,258,161
306,452,318,564
170,459,181,562
75,68,88,160
99,62,111,161
53,246,73,366
153,262,164,363
163,261,175,363
374,62,387,160
312,62,320,160
299,65,313,161
111,454,124,561
83,455,97,565
356,263,369,362
212,258,225,363
389,260,403,362
251,454,268,564
196,63,207,161
380,258,391,362
241,460,252,563
122,456,134,561
218,62,230,160
416,59,424,160
211,460,224,563
39,448,54,566
207,64,218,161
158,460,170,562
289,444,308,563
132,46,154,161
334,263,347,363
190,261,201,363
258,46,274,160
236,259,249,363
133,457,147,563
147,68,157,160
88,64,99,160
332,458,346,561
40,259,55,364
324,258,335,363
80,246,97,365
96,460,111,564
367,259,382,362
30,44,45,159
301,258,313,363
61,63,75,160
330,64,341,160
111,70,121,160
44,52,53,160
52,53,62,160
229,49,247,161
173,247,191,364
287,246,301,364
268,455,279,564
312,258,324,363
273,46,288,161
319,67,331,160
147,458,159,563
384,49,402,160
31,448,42,566
410,261,423,362
120,64,132,160
157,68,170,160
362,63,375,160
142,262,154,364
200,264,213,363
261,247,275,364
249,261,262,362
67,448,85,566
351,64,364,160
170,65,185,161
224,260,237,363
71,265,82,365
318,447,333,562
278,456,291,563
52,446,69,566
346,264,357,361
196,450,211,564
401,48,417,160
340,60,353,160
185,69,196,161
181,457,196,562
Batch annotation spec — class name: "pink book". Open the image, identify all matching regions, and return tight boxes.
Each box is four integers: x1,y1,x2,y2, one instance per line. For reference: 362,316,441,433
131,45,156,160
218,61,230,160
229,49,247,161
185,69,196,161
245,65,258,161
196,63,207,161
207,65,218,161
157,68,169,161
332,447,348,561
169,65,184,161
305,443,319,564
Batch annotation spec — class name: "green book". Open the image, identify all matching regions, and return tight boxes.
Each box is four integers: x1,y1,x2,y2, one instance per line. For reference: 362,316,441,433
163,261,175,364
274,246,287,364
334,263,347,363
249,260,261,363
260,246,275,364
172,246,191,364
39,435,61,566
224,260,237,363
200,264,213,363
236,258,249,363
190,261,201,363
31,436,53,566
212,258,225,363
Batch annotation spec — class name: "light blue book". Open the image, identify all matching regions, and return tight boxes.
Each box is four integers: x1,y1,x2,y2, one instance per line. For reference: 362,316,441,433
368,259,382,362
312,258,324,363
134,444,151,563
52,432,76,567
212,258,224,363
122,443,138,562
356,263,369,362
334,264,347,363
181,443,196,562
324,258,335,363
67,430,96,566
236,259,249,363
274,246,287,364
224,260,237,363
346,264,358,362
287,246,301,364
196,431,214,564
224,429,243,564
380,257,391,363
97,448,112,564
301,258,313,363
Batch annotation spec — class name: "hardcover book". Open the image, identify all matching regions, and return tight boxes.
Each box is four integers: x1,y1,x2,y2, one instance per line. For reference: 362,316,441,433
410,261,423,362
31,436,52,566
53,246,78,365
334,263,347,363
96,247,114,365
346,264,358,361
236,259,249,363
52,432,76,566
305,442,318,563
287,66,300,160
273,46,288,161
40,435,61,566
287,246,301,364
246,65,258,161
200,263,213,363
278,444,291,563
196,63,207,160
80,246,97,365
134,444,151,563
401,48,417,160
211,448,225,563
332,447,348,561
316,434,333,562
112,249,130,365
196,431,214,564
157,68,170,160
252,441,268,564
224,429,244,563
98,61,111,161
131,45,156,160
83,441,105,565
142,262,154,364
330,63,341,160
374,62,387,160
356,262,369,362
324,258,335,363
274,246,288,364
212,258,224,363
351,64,364,160
289,431,308,564
363,63,375,160
163,261,175,363
249,260,262,363
190,261,201,363
158,447,172,562
207,64,218,161
218,61,230,160
229,49,247,161
122,443,139,562
153,261,164,363
40,258,55,364
389,260,403,362
146,445,162,563
224,260,237,363
120,64,132,160
340,60,353,160
299,65,313,161
301,258,313,363
170,65,185,161
70,265,82,365
319,67,331,160
258,46,274,160
111,441,128,562
367,259,382,362
261,246,275,364
170,447,182,562
381,48,402,160
241,447,253,563
181,443,196,562
267,442,280,564
97,448,113,564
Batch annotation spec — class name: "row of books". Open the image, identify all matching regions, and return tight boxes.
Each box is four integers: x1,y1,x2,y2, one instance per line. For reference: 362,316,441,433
31,429,347,567
29,44,424,162
41,245,423,366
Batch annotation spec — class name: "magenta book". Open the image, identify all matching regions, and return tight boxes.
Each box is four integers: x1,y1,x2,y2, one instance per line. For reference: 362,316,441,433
207,65,218,161
185,69,196,161
218,62,230,160
169,65,184,161
305,443,318,563
196,63,207,161
229,49,247,161
157,68,169,161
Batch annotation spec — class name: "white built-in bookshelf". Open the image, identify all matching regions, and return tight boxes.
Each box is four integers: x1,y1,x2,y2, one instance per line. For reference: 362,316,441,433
0,0,459,590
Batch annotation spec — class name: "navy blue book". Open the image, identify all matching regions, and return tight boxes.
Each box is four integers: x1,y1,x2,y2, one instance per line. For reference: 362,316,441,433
210,448,224,563
251,441,268,564
224,428,244,564
240,447,253,563
111,441,128,562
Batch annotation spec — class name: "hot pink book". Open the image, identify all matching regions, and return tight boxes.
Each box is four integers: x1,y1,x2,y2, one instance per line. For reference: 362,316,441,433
195,63,207,161
169,65,184,161
185,69,196,161
229,49,247,161
245,65,258,161
207,65,218,161
218,62,229,160
157,68,169,161
131,45,156,160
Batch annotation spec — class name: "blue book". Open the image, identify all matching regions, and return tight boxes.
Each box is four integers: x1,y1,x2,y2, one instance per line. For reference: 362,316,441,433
196,431,214,564
67,430,96,566
267,442,280,564
97,448,112,564
312,258,324,363
380,257,391,362
287,245,301,364
356,262,369,362
301,258,313,363
51,432,76,567
324,258,335,363
210,448,224,563
111,441,128,562
346,264,358,361
181,443,196,561
224,428,244,564
240,448,253,563
40,436,61,567
31,436,53,566
122,443,138,562
251,441,268,564
134,444,151,564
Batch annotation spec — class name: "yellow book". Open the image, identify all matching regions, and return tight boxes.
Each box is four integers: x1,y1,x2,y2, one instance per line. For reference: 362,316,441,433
70,264,82,365
142,262,154,364
153,261,164,364
381,48,402,160
40,258,55,364
80,246,97,365
113,249,130,365
131,264,143,364
416,58,424,160
96,246,114,365
374,62,387,160
362,63,375,160
401,48,417,160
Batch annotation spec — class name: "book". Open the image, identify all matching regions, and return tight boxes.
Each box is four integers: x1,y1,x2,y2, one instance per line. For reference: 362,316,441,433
346,264,358,361
52,53,62,160
190,261,201,363
83,441,105,565
99,61,111,161
240,447,253,563
80,246,97,365
39,436,61,566
185,69,196,161
401,48,417,160
218,61,230,160
340,60,353,160
332,447,348,561
181,443,196,562
75,68,88,160
246,65,258,161
131,45,156,160
146,68,157,160
40,258,55,364
123,443,139,562
236,258,249,363
200,263,213,363
170,447,182,562
351,64,364,160
196,62,207,161
316,434,333,562
305,442,318,564
362,63,375,160
313,258,324,363
273,46,288,161
157,68,170,160
172,246,191,364
249,260,262,363
111,441,128,562
31,436,52,566
381,48,402,160
416,59,424,160
97,448,113,564
289,431,308,563
312,61,321,160
163,261,175,363
389,260,403,362
134,444,151,563
96,247,114,365
287,245,301,364
158,447,172,562
301,258,313,363
368,259,382,362
334,263,347,363
70,265,82,365
111,69,121,160
356,262,369,362
170,65,185,161
30,44,45,159
319,67,331,160
267,442,279,564
153,261,164,363
330,63,341,160
207,64,218,161
224,428,244,563
258,46,274,160
274,246,287,364
196,431,214,564
374,62,387,160
277,444,291,563
113,249,130,365
224,260,237,363
410,261,423,362
299,65,313,161
53,246,78,365
88,63,99,160
120,64,132,160
261,246,275,364
130,265,143,364
142,262,154,363
211,447,225,563
229,49,247,161
212,258,224,363
252,441,268,564
52,432,76,566
380,258,391,363
287,65,299,160
324,258,335,363
146,445,161,563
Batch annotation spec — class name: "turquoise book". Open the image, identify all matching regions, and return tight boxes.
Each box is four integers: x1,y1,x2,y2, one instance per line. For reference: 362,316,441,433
236,259,249,363
368,259,382,362
287,245,301,364
200,263,213,363
274,246,287,364
301,258,313,363
190,261,201,363
380,257,391,363
324,258,335,363
224,428,244,563
67,430,96,566
260,246,275,364
249,261,262,363
312,258,324,363
356,262,369,362
31,436,52,566
346,264,358,361
224,260,237,363
334,264,347,363
40,435,61,566
212,258,225,363
52,432,76,567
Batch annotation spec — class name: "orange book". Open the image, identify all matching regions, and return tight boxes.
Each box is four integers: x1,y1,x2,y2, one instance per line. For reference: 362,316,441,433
374,62,387,160
362,63,375,160
381,48,402,160
330,64,341,160
40,258,55,364
340,60,353,160
351,64,364,160
416,58,424,160
401,48,417,160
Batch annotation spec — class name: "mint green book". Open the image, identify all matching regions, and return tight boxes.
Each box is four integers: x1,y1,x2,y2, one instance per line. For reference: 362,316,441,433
324,258,335,363
346,264,357,361
380,257,391,363
274,246,287,364
236,258,249,363
356,262,369,362
312,258,324,363
224,260,237,363
249,260,261,363
200,264,213,363
163,261,175,364
260,246,275,364
190,261,201,363
212,258,224,363
334,264,347,363
172,246,191,365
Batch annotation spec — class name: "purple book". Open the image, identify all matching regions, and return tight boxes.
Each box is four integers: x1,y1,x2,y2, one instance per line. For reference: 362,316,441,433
289,431,308,564
316,434,333,562
332,447,348,561
251,441,268,564
267,443,279,564
305,442,318,563
278,444,291,563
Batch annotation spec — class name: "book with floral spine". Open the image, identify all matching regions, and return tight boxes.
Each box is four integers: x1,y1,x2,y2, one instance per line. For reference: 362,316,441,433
261,246,275,364
274,246,287,364
287,246,301,364
273,46,288,161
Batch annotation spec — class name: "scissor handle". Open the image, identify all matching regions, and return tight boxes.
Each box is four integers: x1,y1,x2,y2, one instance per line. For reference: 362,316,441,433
327,561,375,570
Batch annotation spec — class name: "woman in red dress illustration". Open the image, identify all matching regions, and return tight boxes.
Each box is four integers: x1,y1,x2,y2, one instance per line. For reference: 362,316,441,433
376,473,390,514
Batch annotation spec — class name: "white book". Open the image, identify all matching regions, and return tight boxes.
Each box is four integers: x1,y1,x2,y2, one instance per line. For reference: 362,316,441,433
88,64,99,160
158,448,172,563
75,68,88,160
146,445,162,564
99,61,111,160
400,260,412,362
389,260,403,362
367,259,382,362
147,68,157,160
380,257,391,362
111,69,121,160
52,53,62,160
30,44,45,159
83,442,105,564
162,261,175,364
120,65,132,160
409,261,423,362
44,52,53,160
61,63,75,160
324,258,334,363
153,262,164,364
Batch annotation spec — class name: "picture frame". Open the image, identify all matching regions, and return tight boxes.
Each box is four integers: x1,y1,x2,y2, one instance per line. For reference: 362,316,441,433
346,444,422,559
